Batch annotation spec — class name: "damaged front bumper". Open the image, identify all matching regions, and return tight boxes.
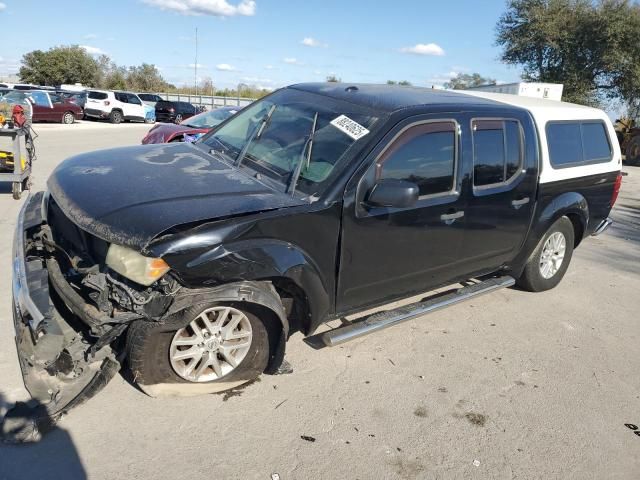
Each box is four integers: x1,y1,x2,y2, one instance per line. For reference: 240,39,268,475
11,193,121,417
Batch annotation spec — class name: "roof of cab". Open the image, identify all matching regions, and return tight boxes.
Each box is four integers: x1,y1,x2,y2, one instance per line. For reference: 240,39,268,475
289,82,507,112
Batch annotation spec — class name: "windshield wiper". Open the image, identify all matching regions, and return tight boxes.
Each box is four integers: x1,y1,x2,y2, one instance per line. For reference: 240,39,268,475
287,112,318,196
235,104,277,168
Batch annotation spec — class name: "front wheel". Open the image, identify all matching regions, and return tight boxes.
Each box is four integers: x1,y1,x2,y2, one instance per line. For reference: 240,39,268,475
127,304,270,397
174,114,183,124
516,216,575,292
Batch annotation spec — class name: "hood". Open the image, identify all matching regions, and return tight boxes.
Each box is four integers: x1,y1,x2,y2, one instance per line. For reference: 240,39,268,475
142,123,208,144
47,143,303,249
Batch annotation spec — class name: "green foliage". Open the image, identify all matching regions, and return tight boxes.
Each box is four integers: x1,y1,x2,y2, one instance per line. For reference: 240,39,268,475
496,0,640,106
326,75,341,83
387,80,413,86
19,46,99,86
443,73,496,90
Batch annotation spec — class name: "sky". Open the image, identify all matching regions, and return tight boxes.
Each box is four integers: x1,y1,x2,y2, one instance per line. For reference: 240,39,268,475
0,0,524,90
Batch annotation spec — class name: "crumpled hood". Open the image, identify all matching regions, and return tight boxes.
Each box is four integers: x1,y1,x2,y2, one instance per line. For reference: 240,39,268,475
47,143,303,249
142,123,209,144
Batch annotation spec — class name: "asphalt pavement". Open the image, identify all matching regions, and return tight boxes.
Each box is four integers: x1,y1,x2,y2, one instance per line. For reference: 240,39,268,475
0,122,638,479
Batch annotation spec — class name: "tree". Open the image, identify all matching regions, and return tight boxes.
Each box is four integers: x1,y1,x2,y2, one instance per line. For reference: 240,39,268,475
387,80,413,86
19,45,99,86
443,73,496,90
496,0,640,106
326,75,341,82
127,63,171,92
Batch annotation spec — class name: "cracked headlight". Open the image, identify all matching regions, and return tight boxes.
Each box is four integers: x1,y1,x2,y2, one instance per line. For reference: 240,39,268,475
105,244,170,286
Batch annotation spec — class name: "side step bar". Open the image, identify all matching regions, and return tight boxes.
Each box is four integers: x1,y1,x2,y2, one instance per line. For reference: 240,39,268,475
321,276,515,347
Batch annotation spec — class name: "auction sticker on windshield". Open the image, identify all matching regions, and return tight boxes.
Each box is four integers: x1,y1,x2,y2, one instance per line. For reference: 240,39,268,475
330,115,370,140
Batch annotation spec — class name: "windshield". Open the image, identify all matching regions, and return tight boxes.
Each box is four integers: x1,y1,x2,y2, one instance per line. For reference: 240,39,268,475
183,108,237,128
201,89,379,196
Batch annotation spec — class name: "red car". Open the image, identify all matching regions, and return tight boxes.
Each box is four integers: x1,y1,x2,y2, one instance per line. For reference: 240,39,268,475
142,106,240,144
2,90,83,124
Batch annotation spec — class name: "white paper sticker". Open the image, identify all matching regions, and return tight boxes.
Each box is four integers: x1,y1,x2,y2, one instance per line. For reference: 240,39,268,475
330,115,370,140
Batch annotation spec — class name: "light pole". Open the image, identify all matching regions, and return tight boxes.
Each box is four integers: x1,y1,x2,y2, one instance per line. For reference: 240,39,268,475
237,82,248,106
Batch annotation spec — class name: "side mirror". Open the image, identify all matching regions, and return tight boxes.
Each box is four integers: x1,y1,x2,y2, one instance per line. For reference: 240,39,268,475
365,179,419,209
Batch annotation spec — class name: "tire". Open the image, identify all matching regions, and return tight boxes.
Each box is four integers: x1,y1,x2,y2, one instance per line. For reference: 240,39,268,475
174,114,183,124
625,135,640,166
62,111,75,124
517,216,575,292
12,181,22,200
109,110,123,124
126,303,270,397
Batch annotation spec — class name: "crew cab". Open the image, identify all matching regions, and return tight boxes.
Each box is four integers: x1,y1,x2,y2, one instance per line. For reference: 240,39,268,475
11,84,622,420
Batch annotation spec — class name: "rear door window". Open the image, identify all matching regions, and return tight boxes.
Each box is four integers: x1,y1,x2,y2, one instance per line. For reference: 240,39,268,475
472,119,523,188
546,121,611,167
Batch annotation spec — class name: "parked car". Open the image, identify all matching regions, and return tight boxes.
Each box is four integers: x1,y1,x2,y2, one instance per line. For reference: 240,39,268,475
142,106,240,144
84,90,146,124
0,88,10,99
155,100,198,124
138,93,164,108
2,90,83,123
58,90,87,109
12,83,622,416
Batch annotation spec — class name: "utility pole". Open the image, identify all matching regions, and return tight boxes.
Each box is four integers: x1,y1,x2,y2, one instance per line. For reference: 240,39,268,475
194,27,198,97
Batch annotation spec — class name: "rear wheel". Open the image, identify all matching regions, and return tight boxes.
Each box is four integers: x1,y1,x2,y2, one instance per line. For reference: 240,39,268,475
517,217,575,292
109,110,123,124
625,135,640,166
127,303,270,397
62,111,75,124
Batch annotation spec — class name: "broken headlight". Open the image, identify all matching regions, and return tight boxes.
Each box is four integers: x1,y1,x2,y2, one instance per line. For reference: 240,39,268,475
105,244,170,286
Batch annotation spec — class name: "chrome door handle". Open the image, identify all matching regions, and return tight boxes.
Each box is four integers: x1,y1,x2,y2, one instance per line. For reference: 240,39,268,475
440,211,464,224
511,197,530,209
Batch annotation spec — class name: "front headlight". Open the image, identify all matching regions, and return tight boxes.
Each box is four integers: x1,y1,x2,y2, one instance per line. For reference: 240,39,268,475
105,244,170,286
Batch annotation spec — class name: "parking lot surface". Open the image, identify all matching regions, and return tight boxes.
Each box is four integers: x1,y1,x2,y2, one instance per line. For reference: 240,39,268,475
0,123,639,479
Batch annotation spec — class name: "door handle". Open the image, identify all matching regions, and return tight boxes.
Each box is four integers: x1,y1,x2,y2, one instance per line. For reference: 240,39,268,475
440,211,464,224
511,197,530,209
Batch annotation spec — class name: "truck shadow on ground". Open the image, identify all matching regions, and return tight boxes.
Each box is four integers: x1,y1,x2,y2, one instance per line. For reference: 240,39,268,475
0,393,86,480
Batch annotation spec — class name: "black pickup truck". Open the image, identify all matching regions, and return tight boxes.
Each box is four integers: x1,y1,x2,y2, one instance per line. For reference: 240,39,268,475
11,83,622,418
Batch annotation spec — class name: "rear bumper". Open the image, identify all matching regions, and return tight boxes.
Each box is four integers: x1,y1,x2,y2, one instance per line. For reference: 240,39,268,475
83,108,109,118
155,113,177,123
592,217,613,236
12,193,120,414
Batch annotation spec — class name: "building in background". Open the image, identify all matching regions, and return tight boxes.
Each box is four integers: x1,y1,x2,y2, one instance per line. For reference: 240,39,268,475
467,82,564,101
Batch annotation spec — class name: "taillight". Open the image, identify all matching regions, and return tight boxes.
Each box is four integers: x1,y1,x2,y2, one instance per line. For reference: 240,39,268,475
610,172,622,207
104,100,110,106
169,108,175,112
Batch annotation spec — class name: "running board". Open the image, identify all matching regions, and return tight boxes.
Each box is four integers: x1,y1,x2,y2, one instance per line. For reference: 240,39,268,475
320,276,515,347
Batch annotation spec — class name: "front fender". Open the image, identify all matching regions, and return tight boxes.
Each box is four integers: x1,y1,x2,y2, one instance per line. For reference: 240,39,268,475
161,238,332,333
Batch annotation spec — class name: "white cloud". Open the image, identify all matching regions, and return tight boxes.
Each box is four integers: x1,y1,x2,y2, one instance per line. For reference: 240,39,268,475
142,0,256,17
264,64,275,70
188,63,207,68
216,63,236,71
84,33,98,39
241,76,272,84
400,43,445,56
80,45,106,56
283,57,303,65
301,37,327,48
0,3,6,11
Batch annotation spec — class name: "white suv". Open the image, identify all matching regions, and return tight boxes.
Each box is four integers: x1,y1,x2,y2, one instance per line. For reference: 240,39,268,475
85,90,146,124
